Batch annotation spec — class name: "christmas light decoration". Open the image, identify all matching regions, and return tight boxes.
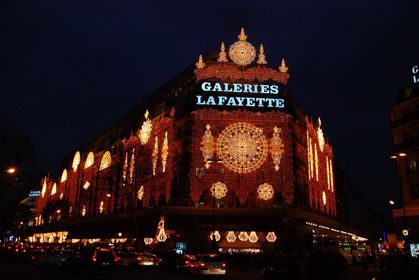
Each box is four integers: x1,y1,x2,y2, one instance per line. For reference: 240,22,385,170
129,148,135,183
217,42,228,63
81,206,86,216
195,55,205,69
122,152,128,182
59,193,64,200
139,110,152,145
329,158,334,192
314,144,319,181
238,231,249,241
228,28,256,66
211,181,228,199
257,44,267,65
83,181,90,190
99,151,112,171
326,155,330,190
72,151,81,172
249,231,258,243
84,152,94,169
317,118,325,152
161,132,168,173
144,238,154,245
156,215,167,242
266,232,277,243
61,169,67,183
270,127,284,171
152,136,159,176
41,178,47,197
99,201,104,213
226,231,236,243
279,58,288,73
217,122,268,174
51,183,57,196
137,186,144,200
322,191,326,206
201,124,214,169
257,183,274,200
210,231,221,241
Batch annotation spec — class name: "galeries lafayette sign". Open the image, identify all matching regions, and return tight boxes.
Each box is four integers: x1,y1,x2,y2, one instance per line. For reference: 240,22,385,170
196,82,285,109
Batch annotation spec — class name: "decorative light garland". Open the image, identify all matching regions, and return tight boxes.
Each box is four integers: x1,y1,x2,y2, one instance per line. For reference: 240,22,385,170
266,232,277,243
144,237,154,245
161,132,168,173
270,127,284,171
81,206,86,217
210,231,221,241
72,151,81,172
201,124,214,169
211,181,228,199
156,215,167,242
129,148,135,183
122,152,128,182
152,136,159,176
99,151,112,171
226,231,236,243
99,201,104,213
51,183,57,196
249,231,259,243
257,183,274,200
322,191,327,206
139,110,152,145
41,178,47,197
238,231,249,241
137,186,144,200
61,169,67,183
228,28,256,66
84,152,94,169
83,181,90,190
59,193,64,200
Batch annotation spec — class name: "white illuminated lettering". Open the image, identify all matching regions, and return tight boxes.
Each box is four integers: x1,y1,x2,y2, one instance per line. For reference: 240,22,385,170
233,83,243,93
246,97,256,107
201,82,211,91
226,97,237,106
196,95,206,105
413,66,419,74
260,85,270,94
223,83,233,92
243,84,253,93
236,97,245,106
270,85,279,94
275,99,285,108
218,96,227,105
256,98,265,107
207,96,216,105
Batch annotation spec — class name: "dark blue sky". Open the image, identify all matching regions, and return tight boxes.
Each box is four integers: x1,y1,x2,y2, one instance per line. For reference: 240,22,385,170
2,0,419,213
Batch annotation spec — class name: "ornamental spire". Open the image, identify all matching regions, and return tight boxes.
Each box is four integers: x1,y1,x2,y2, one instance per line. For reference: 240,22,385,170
217,42,228,63
257,44,267,65
238,27,247,41
279,58,288,73
195,54,205,69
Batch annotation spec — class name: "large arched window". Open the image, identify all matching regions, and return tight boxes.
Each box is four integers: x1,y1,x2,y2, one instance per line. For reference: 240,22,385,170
84,152,94,169
72,151,81,172
99,151,112,171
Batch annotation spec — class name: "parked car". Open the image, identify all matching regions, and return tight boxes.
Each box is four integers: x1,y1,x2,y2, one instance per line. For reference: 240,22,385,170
92,247,119,268
117,251,139,267
193,254,226,276
175,254,196,271
262,254,306,280
35,250,71,267
137,252,160,266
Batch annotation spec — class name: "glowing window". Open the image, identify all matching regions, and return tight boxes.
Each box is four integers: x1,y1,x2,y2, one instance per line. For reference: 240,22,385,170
72,151,81,172
99,151,112,171
60,169,67,183
84,152,94,169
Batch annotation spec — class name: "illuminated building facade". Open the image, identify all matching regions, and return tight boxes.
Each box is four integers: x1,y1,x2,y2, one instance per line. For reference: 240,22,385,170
391,82,419,244
34,29,364,251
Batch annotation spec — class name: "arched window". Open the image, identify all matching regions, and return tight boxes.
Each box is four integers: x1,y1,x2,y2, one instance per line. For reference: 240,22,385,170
72,151,81,172
99,151,112,171
84,152,94,169
60,169,67,183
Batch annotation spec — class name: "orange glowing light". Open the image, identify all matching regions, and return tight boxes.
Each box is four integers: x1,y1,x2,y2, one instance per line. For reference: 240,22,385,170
399,153,407,157
6,167,16,174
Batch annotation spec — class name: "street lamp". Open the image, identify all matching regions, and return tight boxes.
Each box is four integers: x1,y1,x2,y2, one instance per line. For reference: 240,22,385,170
6,167,16,174
389,200,395,206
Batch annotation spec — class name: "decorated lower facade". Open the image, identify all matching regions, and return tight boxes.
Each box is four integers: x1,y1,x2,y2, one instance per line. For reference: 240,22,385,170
32,28,351,251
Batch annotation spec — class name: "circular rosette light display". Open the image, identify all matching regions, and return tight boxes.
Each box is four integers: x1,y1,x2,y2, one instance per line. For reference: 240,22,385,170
228,41,256,66
211,181,228,199
217,122,268,174
257,183,275,200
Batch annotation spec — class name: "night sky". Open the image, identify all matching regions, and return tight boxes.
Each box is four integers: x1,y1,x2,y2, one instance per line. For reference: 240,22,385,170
2,1,419,214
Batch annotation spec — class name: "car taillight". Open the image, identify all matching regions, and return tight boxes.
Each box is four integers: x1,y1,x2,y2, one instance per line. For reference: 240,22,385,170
200,262,206,267
31,256,35,260
113,252,120,262
222,262,226,268
185,260,190,265
92,252,97,262
137,256,143,261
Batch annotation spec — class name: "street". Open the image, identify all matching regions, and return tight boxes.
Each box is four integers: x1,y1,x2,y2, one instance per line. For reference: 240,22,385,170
0,265,262,280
